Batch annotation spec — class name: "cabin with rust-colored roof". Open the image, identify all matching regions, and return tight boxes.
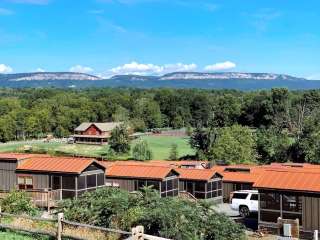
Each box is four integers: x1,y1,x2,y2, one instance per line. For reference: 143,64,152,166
254,168,320,234
16,156,106,201
72,122,122,145
176,168,223,202
105,164,180,197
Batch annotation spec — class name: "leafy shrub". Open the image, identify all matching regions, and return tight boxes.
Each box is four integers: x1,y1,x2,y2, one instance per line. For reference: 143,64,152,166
59,188,245,240
1,190,38,216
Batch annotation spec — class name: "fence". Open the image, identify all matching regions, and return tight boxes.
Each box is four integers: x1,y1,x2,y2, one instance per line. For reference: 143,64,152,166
0,209,171,240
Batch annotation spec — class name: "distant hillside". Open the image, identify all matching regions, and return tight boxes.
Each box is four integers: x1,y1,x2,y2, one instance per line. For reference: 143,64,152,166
0,72,101,81
0,71,319,90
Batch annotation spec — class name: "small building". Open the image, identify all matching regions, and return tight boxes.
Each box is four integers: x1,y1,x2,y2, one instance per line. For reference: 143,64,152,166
16,156,106,201
254,168,320,234
0,153,38,191
105,164,180,197
176,168,223,202
72,122,122,145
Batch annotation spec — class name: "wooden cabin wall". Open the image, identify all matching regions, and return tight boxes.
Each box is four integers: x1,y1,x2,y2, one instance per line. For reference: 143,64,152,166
0,161,17,191
32,174,50,190
302,196,320,231
106,178,135,191
223,182,234,201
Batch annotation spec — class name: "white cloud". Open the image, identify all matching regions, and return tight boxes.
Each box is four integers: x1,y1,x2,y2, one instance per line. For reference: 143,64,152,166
69,65,94,74
0,8,14,15
204,61,236,71
0,64,13,73
307,74,320,80
35,68,45,72
109,61,197,75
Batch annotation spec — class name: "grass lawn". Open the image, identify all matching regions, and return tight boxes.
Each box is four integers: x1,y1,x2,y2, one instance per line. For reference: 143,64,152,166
0,231,49,240
0,135,194,160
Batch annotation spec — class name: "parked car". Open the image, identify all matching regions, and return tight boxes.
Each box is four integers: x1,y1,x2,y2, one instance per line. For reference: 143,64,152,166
67,137,75,144
230,190,258,217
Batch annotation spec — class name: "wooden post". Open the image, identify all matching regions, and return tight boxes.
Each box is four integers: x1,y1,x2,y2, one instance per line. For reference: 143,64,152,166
132,225,144,240
315,230,319,240
57,212,64,240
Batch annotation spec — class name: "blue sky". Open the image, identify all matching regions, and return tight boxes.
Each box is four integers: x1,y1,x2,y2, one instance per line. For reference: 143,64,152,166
0,0,319,79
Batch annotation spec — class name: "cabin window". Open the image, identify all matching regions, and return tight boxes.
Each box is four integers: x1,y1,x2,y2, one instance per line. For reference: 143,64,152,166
52,176,61,190
87,174,97,188
78,176,86,190
260,192,280,210
161,178,179,197
146,180,160,190
62,176,75,189
97,173,105,186
18,176,33,190
282,194,302,212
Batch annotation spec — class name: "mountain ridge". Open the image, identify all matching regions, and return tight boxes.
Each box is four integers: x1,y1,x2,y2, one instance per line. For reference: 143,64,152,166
0,71,318,90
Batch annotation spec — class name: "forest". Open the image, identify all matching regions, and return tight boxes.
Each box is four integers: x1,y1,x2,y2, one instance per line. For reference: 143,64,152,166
0,87,319,164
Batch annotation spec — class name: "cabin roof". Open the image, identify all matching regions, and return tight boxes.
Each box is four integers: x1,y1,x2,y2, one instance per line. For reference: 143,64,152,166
253,168,320,193
16,156,105,174
175,168,221,181
75,122,122,132
106,164,179,180
0,153,48,161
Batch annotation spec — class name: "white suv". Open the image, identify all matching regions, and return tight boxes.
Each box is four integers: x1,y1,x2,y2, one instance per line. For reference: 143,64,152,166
230,190,258,217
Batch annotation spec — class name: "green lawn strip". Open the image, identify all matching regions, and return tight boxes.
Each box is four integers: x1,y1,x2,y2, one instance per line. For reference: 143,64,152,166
0,135,194,160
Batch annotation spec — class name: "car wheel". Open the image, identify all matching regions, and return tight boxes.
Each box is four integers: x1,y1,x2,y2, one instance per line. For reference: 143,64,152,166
239,206,250,218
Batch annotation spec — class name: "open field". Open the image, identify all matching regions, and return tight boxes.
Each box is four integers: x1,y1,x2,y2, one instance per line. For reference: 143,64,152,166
0,135,194,160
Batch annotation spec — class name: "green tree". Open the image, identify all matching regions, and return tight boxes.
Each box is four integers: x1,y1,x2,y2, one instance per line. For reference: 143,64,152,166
109,124,131,154
168,143,178,160
256,128,292,163
169,143,179,160
190,126,217,160
211,125,257,164
132,140,153,161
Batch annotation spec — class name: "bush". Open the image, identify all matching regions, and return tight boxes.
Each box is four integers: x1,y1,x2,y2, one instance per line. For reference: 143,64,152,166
59,188,245,240
1,190,38,216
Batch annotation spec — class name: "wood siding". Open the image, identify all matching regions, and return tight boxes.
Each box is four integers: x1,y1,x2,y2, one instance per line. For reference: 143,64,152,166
223,182,234,201
106,178,135,191
302,196,320,231
0,161,17,191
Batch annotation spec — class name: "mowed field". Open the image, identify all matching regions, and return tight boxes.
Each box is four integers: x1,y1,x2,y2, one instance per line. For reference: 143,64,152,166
0,135,194,160
0,231,49,240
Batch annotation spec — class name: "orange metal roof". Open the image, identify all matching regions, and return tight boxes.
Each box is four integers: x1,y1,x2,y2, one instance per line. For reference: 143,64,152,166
0,153,48,161
253,169,320,193
106,164,178,180
17,156,104,174
175,168,220,181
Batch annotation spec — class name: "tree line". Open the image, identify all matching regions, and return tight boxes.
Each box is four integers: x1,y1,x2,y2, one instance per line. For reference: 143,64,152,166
0,87,320,163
